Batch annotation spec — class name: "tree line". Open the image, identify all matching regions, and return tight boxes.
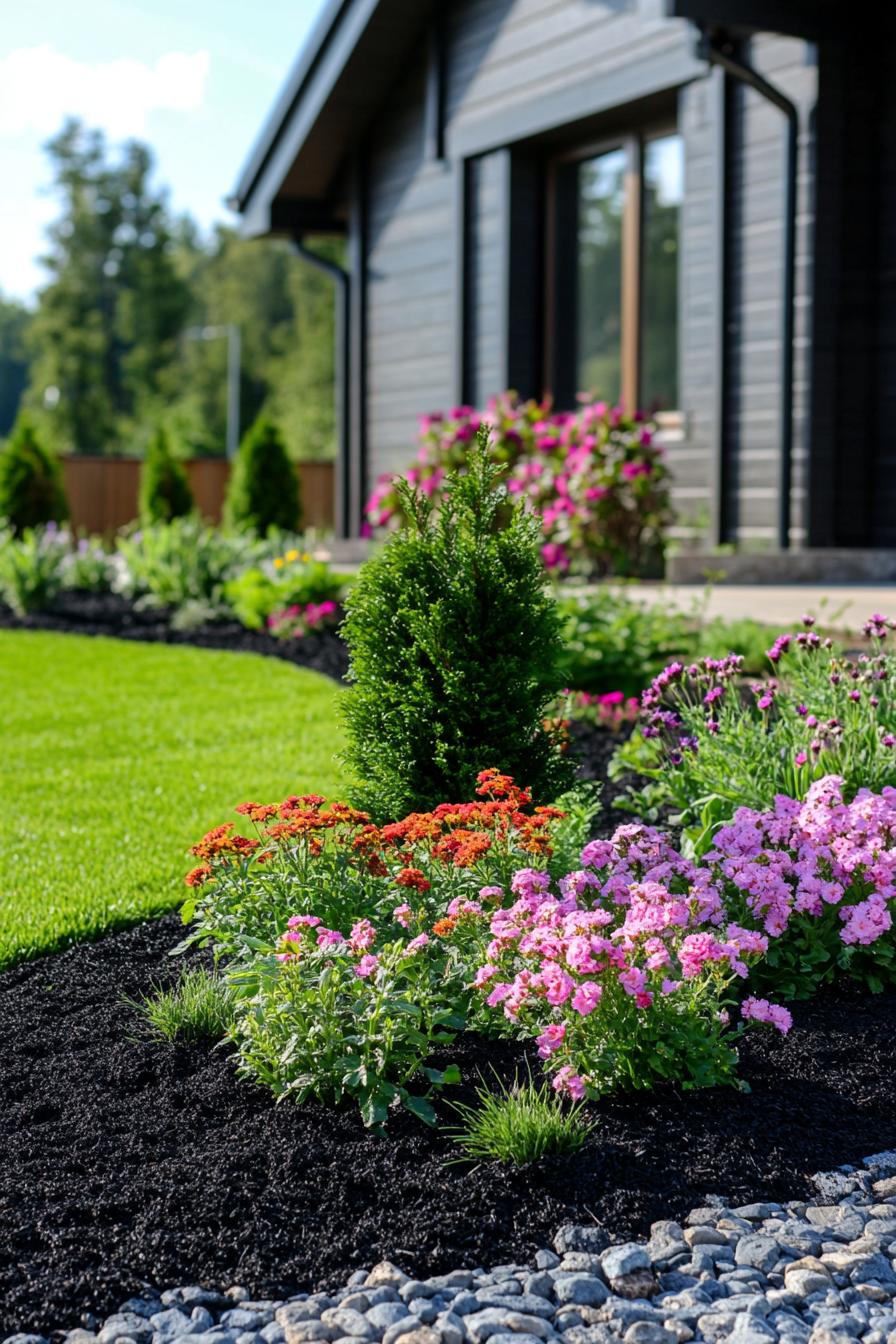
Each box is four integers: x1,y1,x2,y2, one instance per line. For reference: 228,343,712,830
0,118,339,461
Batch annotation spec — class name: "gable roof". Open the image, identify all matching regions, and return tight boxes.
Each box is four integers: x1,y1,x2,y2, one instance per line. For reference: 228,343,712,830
230,0,432,237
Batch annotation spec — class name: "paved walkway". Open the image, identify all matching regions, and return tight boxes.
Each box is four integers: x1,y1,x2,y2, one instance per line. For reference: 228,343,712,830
606,583,896,628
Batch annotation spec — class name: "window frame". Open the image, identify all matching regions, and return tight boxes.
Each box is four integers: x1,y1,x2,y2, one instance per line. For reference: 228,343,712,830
544,120,681,417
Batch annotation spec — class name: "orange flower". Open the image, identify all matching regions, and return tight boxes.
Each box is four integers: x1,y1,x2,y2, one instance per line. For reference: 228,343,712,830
190,824,260,860
234,802,279,823
432,917,457,937
394,867,431,893
367,855,390,877
184,864,212,887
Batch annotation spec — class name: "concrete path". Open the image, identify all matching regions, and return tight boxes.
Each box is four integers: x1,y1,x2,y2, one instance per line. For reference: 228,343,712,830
594,583,896,629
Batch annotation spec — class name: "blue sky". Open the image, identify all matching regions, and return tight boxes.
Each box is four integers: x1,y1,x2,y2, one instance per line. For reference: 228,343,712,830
0,0,329,304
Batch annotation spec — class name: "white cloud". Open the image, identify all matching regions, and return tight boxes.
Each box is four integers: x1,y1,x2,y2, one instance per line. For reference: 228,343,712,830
0,45,210,139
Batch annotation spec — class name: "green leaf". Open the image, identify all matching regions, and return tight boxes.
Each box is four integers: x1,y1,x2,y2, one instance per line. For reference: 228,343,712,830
403,1094,437,1126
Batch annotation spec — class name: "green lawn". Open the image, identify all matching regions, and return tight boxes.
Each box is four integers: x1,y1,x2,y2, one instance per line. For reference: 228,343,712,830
0,630,347,969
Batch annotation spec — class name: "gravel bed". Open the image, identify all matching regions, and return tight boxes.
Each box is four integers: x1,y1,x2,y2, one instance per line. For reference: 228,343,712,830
5,1156,895,1344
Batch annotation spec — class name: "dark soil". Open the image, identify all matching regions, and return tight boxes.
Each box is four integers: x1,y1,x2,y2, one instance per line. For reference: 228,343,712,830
1,914,894,1336
0,589,350,683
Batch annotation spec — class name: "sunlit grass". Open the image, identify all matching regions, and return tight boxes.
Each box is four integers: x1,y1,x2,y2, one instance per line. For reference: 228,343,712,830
0,630,347,969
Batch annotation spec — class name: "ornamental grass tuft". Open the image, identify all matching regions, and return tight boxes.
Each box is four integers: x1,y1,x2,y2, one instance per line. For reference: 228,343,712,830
129,967,235,1043
447,1071,594,1165
341,435,574,819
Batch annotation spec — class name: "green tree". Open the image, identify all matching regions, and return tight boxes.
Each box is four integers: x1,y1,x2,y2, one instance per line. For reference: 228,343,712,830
341,438,574,818
224,414,301,534
139,427,193,523
0,413,68,531
0,296,31,438
25,119,192,454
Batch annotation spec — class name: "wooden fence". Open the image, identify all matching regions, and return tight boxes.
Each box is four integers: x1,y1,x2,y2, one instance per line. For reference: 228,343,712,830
61,456,335,535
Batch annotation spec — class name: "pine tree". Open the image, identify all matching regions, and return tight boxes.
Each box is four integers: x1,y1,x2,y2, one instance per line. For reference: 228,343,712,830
224,415,301,534
139,427,193,524
0,414,68,532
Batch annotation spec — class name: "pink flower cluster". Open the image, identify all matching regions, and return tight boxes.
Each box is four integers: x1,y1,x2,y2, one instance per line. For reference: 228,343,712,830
475,824,782,1098
267,600,339,640
363,393,673,578
568,688,640,732
275,911,432,976
708,775,896,950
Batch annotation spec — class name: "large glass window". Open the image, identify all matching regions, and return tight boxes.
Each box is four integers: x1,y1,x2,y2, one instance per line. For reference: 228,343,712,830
576,147,626,404
552,128,683,414
641,132,683,410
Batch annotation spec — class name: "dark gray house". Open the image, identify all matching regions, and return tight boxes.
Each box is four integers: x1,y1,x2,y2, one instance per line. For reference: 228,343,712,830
231,0,896,569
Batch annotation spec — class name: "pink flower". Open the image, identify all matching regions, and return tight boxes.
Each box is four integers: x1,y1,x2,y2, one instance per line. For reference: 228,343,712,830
570,981,602,1016
392,903,413,927
316,928,346,948
287,914,321,928
551,1066,587,1100
404,933,429,955
740,996,792,1034
349,919,376,952
354,953,380,979
536,1023,566,1058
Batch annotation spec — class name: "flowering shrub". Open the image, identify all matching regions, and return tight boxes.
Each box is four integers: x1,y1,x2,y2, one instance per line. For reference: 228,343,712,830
229,916,463,1130
613,616,896,847
224,547,344,632
567,689,640,732
363,393,673,578
266,599,339,639
180,771,594,962
473,825,782,1098
0,523,68,614
708,776,896,997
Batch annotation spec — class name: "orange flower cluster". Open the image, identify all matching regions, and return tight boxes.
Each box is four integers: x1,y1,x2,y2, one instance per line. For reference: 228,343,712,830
185,772,565,889
189,824,260,861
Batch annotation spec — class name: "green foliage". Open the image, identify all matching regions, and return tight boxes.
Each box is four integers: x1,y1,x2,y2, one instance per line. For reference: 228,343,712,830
556,587,772,699
0,294,30,438
225,415,301,535
25,121,192,454
223,551,344,631
115,517,260,610
0,524,67,614
342,436,574,818
0,629,347,970
138,427,193,524
129,967,235,1043
447,1072,594,1165
0,415,68,532
229,941,463,1132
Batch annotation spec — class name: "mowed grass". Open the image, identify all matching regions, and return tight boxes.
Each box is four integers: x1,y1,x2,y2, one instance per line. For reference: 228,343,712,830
0,630,348,969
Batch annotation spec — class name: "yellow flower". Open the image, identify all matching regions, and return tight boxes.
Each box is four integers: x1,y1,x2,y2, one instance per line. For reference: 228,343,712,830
273,557,285,570
300,551,310,562
285,548,300,563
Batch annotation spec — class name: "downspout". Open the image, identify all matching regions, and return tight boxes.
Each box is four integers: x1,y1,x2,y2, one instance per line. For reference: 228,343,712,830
291,238,351,540
694,26,799,551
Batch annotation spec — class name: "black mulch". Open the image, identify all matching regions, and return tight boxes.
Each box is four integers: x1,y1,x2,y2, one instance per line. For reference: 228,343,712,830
0,590,350,683
1,912,894,1336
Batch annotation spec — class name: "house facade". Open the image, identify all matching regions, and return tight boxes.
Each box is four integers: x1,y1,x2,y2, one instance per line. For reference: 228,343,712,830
232,0,896,561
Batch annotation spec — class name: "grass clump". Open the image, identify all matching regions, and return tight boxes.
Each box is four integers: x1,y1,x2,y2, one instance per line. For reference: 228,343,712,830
130,967,234,1042
448,1072,595,1166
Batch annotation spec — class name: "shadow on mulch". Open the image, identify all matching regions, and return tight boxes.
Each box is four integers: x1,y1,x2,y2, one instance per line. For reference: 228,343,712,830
1,912,894,1336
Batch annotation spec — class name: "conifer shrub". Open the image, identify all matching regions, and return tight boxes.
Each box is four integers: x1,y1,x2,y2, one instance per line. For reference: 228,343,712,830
224,415,301,535
0,415,68,533
138,427,193,524
341,434,574,818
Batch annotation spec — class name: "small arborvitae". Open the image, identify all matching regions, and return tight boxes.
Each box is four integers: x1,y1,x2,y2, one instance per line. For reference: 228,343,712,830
224,414,301,535
139,427,193,524
0,414,68,533
341,431,575,819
